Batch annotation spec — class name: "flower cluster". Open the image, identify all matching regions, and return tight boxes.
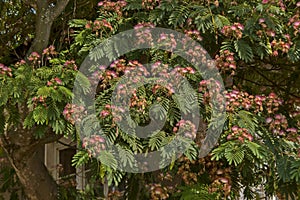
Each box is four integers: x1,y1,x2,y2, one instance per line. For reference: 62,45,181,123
130,90,148,113
225,90,298,139
203,161,231,197
226,126,253,142
288,97,300,128
288,13,300,35
198,79,223,106
134,22,155,29
225,90,251,112
96,60,201,124
271,39,291,55
97,0,127,16
157,33,177,51
173,120,197,140
42,45,57,58
47,77,63,88
134,23,155,45
150,62,196,91
177,161,198,184
151,62,169,77
256,18,276,38
185,30,203,41
278,0,286,11
148,184,169,200
221,23,244,39
111,61,198,101
14,60,26,68
90,66,118,90
28,52,40,62
200,156,232,197
170,154,224,196
109,59,127,73
265,114,290,136
177,155,232,196
82,135,106,157
99,104,125,123
142,0,160,10
63,60,78,71
199,80,209,103
63,103,86,124
291,126,300,144
172,66,195,76
210,174,231,197
151,63,183,96
32,96,47,107
26,46,75,68
125,60,149,76
215,50,236,75
185,45,213,65
0,63,12,77
86,19,113,32
154,173,175,193
157,172,173,182
100,107,110,119
225,90,283,113
265,92,282,113
151,83,174,97
261,0,277,5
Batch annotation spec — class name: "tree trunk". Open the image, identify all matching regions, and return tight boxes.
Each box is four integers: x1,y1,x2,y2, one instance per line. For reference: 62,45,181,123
28,16,54,56
27,0,70,56
0,125,64,199
6,146,57,200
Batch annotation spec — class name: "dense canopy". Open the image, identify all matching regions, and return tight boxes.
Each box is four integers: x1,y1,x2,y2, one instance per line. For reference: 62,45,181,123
0,0,299,199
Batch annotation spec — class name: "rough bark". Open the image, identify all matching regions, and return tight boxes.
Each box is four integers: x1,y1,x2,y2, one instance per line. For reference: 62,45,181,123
0,127,63,200
27,0,70,55
3,144,58,200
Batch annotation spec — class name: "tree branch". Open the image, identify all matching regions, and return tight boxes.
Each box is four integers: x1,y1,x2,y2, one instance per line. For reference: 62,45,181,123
38,132,64,146
49,0,70,20
29,127,64,148
27,0,70,55
22,0,37,10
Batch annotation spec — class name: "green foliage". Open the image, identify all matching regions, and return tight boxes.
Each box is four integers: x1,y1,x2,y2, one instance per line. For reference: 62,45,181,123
1,0,300,199
237,110,258,134
234,40,254,62
72,150,90,168
291,160,300,182
173,184,218,200
68,0,300,198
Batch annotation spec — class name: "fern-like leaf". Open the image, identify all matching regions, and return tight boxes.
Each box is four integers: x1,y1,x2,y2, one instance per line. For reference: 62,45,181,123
234,39,253,62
